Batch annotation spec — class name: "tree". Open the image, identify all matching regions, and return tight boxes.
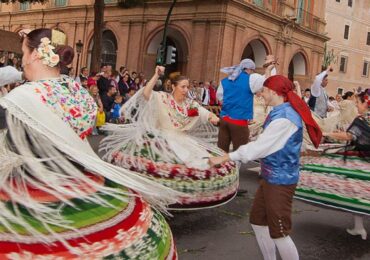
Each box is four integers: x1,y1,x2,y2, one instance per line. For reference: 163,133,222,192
91,0,104,73
91,0,144,72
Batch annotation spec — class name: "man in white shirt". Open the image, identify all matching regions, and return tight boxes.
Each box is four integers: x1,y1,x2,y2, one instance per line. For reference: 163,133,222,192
201,81,211,106
216,59,275,152
308,67,332,118
0,66,23,87
209,75,322,260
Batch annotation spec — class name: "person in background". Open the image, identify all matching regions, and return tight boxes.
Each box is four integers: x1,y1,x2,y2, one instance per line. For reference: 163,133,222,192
101,85,117,121
308,67,333,118
303,88,311,104
80,77,88,89
89,85,103,135
75,67,89,84
209,80,218,106
110,94,123,123
201,81,211,106
130,77,141,91
216,58,275,152
118,72,130,96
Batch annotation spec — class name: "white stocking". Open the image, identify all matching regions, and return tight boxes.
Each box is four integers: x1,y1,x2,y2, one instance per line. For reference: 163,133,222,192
273,236,299,260
251,224,276,260
347,215,367,240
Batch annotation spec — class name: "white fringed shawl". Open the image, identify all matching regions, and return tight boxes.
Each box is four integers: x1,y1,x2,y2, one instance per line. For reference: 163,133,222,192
100,89,223,171
0,79,180,249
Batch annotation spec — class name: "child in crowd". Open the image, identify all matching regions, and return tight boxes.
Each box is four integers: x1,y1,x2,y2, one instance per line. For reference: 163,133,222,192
110,94,123,123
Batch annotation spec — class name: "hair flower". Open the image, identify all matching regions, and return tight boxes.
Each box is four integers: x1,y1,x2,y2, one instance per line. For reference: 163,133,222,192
37,37,60,67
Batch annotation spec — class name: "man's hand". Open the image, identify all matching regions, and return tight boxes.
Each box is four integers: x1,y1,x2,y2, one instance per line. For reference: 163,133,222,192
208,154,230,167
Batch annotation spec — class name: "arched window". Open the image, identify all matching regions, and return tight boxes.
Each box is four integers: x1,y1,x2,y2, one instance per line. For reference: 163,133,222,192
101,30,117,69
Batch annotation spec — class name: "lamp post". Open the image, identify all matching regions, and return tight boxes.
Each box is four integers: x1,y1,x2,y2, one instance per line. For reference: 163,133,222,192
75,40,83,78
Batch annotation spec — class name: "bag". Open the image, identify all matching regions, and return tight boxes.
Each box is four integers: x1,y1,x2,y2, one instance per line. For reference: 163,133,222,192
96,111,106,127
347,116,370,152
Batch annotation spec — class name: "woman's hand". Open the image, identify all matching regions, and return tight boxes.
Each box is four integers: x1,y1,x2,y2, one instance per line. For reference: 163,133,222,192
210,116,220,126
208,113,219,126
208,154,230,167
155,66,165,77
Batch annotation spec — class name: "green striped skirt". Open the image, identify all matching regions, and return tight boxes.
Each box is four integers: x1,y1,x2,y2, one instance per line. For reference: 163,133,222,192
296,153,370,215
0,178,177,259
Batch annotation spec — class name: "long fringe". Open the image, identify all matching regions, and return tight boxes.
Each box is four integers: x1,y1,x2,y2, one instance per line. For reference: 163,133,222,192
0,111,181,250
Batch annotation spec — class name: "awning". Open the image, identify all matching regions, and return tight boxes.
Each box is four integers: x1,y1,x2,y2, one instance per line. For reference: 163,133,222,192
0,29,22,54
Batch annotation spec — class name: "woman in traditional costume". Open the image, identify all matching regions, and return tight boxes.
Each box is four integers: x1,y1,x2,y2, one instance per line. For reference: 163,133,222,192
296,89,370,240
100,66,239,209
0,28,178,259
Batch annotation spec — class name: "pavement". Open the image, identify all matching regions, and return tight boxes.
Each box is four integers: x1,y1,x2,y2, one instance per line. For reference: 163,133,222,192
89,135,370,260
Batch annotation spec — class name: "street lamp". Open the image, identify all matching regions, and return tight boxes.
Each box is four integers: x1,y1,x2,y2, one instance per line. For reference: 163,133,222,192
75,40,83,78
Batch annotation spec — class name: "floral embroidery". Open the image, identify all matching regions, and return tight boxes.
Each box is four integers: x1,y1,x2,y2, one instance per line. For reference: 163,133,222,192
160,93,200,129
33,76,97,139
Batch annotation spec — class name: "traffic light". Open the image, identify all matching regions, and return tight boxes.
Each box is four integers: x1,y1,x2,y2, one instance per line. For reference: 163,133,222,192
156,45,165,65
165,45,176,65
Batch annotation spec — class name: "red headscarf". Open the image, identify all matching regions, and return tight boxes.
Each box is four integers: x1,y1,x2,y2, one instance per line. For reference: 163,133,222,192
264,75,322,148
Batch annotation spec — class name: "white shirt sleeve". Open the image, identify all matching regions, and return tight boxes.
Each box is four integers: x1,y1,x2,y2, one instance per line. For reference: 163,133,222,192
249,73,266,94
0,66,22,87
216,82,224,102
271,67,277,76
229,118,298,163
311,70,327,97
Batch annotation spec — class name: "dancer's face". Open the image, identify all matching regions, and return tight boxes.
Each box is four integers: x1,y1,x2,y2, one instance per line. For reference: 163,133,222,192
356,97,368,114
261,86,273,106
173,79,189,101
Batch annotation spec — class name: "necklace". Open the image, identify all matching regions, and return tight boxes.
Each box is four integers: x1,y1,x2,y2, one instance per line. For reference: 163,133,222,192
170,94,188,116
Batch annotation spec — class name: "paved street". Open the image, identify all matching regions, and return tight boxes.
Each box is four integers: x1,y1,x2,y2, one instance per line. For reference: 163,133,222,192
89,135,369,260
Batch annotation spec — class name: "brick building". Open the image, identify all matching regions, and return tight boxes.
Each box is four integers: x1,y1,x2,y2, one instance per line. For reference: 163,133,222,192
0,0,329,89
325,0,370,95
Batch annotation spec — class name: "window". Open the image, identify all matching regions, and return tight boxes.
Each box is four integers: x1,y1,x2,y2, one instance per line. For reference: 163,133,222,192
55,0,67,7
339,56,348,73
348,0,352,7
367,32,370,45
337,88,344,95
344,25,350,39
253,0,264,7
20,2,30,11
336,0,340,2
363,61,369,77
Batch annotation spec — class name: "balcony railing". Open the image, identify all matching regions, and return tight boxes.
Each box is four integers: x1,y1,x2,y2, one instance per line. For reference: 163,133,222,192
295,7,322,32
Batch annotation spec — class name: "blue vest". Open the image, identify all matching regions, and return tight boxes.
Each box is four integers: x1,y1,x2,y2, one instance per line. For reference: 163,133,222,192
260,103,303,185
220,72,254,120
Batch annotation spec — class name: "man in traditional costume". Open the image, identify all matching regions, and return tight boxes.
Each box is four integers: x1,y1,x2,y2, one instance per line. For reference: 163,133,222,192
0,28,178,259
209,75,322,260
216,59,275,152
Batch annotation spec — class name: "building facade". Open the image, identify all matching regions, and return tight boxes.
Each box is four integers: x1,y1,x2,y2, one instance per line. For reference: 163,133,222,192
0,0,329,88
325,0,370,95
